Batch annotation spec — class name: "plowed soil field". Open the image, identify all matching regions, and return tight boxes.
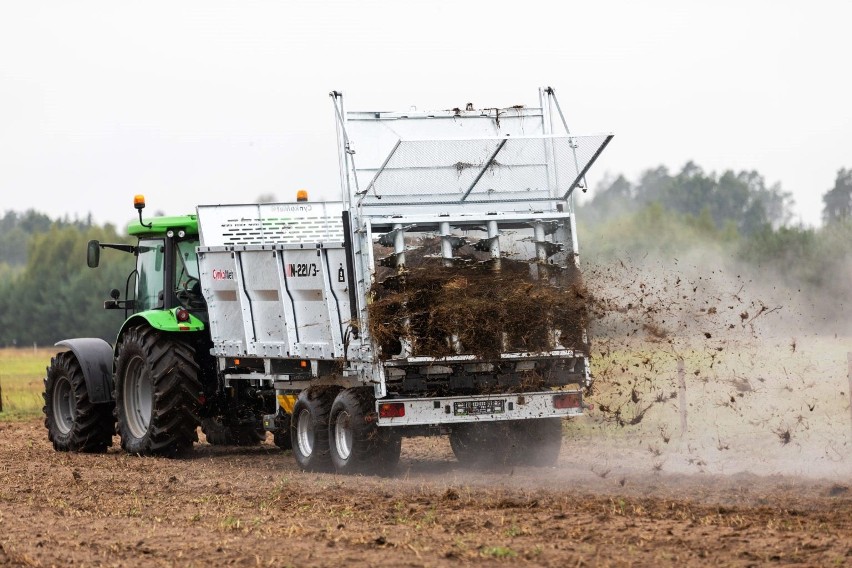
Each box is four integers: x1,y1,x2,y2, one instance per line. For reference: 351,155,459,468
1,418,850,567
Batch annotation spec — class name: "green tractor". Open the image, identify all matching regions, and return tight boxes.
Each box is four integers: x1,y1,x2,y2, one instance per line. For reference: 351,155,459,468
42,195,283,455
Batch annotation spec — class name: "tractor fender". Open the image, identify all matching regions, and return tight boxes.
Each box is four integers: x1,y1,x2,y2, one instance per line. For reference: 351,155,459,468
117,310,205,339
55,338,115,404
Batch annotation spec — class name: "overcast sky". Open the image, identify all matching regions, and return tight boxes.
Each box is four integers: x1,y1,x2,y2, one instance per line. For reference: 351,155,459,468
1,1,849,229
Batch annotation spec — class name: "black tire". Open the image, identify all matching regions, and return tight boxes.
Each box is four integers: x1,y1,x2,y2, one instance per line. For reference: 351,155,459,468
42,351,114,452
290,386,342,472
113,326,201,456
509,418,563,467
449,419,564,468
328,387,401,475
201,416,265,446
449,421,510,468
273,411,292,450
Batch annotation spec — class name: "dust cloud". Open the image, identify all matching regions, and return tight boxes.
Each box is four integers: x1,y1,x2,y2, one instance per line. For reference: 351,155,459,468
574,245,852,482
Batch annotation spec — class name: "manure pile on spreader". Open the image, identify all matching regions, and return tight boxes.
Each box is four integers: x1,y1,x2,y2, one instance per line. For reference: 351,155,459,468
367,239,589,360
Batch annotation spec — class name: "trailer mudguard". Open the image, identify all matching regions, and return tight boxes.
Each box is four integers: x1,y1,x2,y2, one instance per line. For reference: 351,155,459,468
55,338,115,404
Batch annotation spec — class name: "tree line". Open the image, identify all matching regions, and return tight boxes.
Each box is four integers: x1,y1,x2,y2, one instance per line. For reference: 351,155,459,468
0,215,133,347
578,163,852,332
582,161,795,236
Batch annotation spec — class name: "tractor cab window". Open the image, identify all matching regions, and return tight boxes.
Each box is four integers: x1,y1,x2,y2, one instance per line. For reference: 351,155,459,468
136,238,165,312
175,239,200,285
174,238,204,309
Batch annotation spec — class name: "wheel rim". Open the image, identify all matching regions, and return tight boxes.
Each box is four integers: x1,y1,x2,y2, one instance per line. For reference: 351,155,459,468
52,375,76,434
123,355,153,438
296,408,314,456
334,410,353,461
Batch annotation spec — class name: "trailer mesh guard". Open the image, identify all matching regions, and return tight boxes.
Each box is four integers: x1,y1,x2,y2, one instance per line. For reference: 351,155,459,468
356,134,612,207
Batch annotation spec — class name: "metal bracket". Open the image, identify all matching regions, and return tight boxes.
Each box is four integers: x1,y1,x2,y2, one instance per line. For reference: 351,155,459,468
377,224,417,247
441,235,467,250
528,220,560,236
473,236,498,252
535,241,563,258
378,255,400,268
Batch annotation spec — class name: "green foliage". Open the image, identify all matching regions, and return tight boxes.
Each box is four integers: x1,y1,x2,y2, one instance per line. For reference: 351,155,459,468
580,162,852,333
822,168,852,225
0,209,98,268
0,219,133,346
0,262,18,281
579,202,735,262
584,185,778,269
585,162,793,236
806,220,852,303
481,546,517,559
738,224,822,288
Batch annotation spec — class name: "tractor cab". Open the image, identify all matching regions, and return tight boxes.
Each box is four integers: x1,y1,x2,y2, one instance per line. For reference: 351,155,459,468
86,195,206,318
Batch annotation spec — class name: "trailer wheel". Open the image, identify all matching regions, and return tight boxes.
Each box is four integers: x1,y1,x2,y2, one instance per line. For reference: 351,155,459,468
449,422,510,467
508,418,563,467
329,387,401,475
290,386,342,471
42,351,114,452
451,419,563,468
114,326,201,456
201,416,265,446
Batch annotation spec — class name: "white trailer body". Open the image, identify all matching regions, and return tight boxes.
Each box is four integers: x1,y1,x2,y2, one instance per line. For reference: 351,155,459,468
195,88,612,471
197,201,348,362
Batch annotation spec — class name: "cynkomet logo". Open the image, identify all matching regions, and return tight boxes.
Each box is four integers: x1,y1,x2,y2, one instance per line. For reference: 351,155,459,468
212,269,235,281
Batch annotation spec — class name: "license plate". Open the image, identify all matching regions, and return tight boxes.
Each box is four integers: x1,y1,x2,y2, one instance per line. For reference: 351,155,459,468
453,399,505,416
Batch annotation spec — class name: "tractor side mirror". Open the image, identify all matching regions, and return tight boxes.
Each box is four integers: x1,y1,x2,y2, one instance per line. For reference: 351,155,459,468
87,240,100,268
104,288,121,309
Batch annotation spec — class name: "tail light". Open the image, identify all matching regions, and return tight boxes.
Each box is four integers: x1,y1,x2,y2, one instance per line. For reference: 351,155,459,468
553,392,581,409
379,402,405,418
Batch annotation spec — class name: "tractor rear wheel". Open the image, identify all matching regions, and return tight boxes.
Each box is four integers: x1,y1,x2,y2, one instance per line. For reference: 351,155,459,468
43,351,114,452
114,326,201,456
290,386,341,472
